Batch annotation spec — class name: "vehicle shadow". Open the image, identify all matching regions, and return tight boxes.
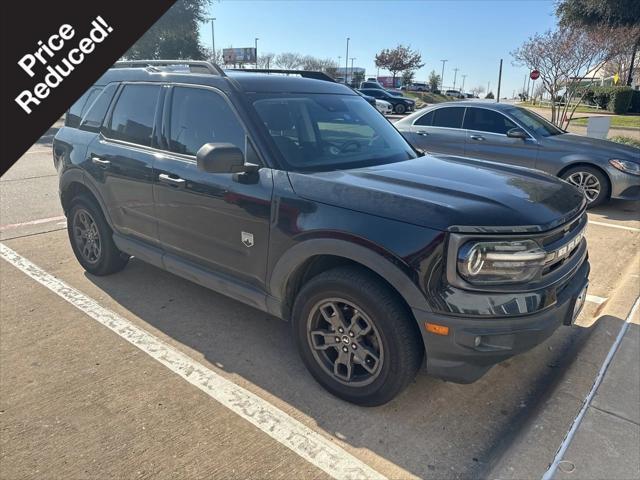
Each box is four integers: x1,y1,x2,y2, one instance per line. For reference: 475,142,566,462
590,199,640,222
85,259,609,479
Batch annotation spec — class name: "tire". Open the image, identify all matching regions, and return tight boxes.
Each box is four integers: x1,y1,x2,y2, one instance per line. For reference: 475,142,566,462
292,266,423,406
560,166,610,208
394,103,406,114
67,194,129,275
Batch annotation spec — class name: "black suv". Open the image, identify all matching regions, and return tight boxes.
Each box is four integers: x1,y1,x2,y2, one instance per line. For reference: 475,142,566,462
54,61,590,406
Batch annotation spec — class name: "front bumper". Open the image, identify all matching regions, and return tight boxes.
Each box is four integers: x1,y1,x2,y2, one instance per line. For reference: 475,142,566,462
412,259,590,383
608,165,640,200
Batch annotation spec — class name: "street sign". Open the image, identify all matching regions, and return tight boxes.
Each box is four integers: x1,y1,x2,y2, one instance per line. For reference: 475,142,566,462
222,47,257,65
530,69,540,80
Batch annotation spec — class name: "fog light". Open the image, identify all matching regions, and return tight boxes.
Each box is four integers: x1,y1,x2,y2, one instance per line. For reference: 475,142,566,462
474,336,482,347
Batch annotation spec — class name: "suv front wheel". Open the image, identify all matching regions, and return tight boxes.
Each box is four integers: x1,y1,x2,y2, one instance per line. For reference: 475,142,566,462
292,266,423,406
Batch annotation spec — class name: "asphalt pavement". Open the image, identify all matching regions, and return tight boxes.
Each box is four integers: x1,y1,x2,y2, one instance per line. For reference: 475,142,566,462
1,139,639,479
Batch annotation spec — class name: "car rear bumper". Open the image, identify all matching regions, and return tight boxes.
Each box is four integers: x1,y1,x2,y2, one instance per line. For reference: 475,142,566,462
411,259,590,383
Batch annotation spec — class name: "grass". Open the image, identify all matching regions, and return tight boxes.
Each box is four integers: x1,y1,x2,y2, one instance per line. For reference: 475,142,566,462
403,91,457,106
569,115,640,129
610,136,640,148
519,101,607,114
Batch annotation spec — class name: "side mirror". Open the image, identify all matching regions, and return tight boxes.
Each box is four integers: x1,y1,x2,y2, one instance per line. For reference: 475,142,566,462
196,143,246,173
507,127,528,139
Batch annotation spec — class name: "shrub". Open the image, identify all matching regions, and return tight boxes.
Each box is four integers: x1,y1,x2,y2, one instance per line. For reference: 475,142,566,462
608,86,634,114
591,86,612,109
630,89,640,114
485,91,495,99
610,136,640,148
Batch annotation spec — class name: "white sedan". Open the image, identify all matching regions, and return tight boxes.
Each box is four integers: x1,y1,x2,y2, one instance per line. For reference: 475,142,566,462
375,99,393,115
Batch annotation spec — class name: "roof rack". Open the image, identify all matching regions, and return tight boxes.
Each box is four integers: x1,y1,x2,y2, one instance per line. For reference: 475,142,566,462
227,68,336,83
112,60,225,76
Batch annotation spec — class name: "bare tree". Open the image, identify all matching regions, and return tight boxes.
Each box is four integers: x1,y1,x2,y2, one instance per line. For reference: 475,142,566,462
257,52,276,69
275,52,303,69
512,25,625,128
205,48,224,65
471,85,485,97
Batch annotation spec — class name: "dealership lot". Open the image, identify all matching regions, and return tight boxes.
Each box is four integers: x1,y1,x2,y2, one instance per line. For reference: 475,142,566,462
1,143,639,478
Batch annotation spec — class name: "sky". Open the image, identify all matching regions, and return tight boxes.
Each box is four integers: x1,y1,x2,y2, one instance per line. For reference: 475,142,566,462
199,0,559,97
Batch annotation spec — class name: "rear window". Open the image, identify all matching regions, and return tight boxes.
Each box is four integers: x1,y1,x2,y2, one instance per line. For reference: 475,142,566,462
66,87,103,128
79,83,118,133
432,107,465,128
105,84,160,146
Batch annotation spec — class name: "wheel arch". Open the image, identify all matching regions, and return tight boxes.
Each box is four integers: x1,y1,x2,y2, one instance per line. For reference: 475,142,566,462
59,170,115,228
269,239,430,322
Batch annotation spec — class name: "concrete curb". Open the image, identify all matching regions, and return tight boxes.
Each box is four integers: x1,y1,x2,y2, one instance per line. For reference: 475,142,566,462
487,252,640,479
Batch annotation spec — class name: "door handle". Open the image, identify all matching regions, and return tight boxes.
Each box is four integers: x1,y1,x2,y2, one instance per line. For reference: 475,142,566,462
416,130,429,136
158,173,186,187
91,156,110,167
470,135,485,141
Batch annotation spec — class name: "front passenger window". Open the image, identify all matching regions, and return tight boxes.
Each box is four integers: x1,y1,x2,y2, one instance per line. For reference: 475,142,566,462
463,108,517,135
168,87,246,157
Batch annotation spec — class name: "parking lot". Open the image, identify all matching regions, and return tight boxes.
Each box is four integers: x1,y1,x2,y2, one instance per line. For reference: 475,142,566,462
1,136,639,479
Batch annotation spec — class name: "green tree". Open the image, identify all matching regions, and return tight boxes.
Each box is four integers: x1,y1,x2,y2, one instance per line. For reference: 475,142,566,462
352,70,365,86
401,69,415,86
485,91,495,99
374,45,424,86
428,70,441,91
125,0,210,60
557,0,640,85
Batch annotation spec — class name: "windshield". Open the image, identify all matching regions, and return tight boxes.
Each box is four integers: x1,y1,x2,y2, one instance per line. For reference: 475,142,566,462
508,107,565,137
251,93,417,171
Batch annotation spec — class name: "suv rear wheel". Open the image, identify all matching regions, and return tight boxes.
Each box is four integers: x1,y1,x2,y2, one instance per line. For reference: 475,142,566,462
394,103,406,114
67,195,129,275
292,266,423,406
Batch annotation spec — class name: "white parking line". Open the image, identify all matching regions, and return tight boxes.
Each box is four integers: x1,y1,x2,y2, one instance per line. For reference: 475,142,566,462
541,295,640,480
0,216,66,231
588,220,640,233
585,294,607,305
0,243,386,480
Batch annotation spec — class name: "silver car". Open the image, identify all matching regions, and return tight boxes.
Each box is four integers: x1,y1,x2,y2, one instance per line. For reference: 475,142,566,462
395,102,640,207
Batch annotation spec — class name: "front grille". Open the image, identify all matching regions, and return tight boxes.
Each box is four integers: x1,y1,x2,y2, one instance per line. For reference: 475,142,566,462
540,213,587,277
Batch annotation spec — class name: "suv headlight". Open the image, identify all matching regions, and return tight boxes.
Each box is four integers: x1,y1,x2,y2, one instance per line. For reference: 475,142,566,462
610,159,640,176
457,239,546,285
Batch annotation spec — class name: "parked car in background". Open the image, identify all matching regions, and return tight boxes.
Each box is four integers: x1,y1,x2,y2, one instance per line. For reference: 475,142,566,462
359,88,416,114
386,90,405,97
360,81,384,89
394,102,640,207
354,89,377,108
375,99,393,115
465,93,478,99
445,89,465,99
407,82,429,92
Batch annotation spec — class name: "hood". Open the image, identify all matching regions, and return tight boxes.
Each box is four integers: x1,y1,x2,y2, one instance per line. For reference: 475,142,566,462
288,155,585,233
545,133,640,159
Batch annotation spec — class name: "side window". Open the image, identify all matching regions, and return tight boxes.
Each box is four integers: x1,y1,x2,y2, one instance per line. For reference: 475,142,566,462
463,108,517,135
168,87,245,156
432,107,465,129
105,84,160,146
79,83,118,133
414,110,434,126
66,87,102,128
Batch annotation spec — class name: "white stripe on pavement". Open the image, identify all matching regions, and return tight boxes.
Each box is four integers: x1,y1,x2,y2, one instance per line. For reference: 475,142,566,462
0,216,66,231
588,220,640,233
541,295,640,480
585,294,607,305
0,243,386,480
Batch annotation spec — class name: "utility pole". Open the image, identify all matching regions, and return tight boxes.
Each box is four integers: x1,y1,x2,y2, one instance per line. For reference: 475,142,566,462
207,17,216,63
496,58,503,103
440,59,447,90
522,74,527,98
461,74,467,93
452,68,459,89
350,57,356,86
345,37,350,85
254,37,259,68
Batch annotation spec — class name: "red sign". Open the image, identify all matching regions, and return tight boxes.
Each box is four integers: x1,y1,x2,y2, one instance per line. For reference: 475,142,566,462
530,69,540,80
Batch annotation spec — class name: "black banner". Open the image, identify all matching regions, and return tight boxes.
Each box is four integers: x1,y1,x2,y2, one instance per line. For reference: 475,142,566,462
1,1,177,175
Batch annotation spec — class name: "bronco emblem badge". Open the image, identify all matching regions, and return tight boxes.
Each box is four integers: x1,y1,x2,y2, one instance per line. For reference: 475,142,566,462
241,231,254,248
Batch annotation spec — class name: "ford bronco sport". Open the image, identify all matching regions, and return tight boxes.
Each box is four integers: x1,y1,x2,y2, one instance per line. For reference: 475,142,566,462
54,61,590,406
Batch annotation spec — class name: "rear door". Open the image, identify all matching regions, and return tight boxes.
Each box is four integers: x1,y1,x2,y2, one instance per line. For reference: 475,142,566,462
462,107,538,168
407,106,466,155
153,85,273,289
86,83,162,244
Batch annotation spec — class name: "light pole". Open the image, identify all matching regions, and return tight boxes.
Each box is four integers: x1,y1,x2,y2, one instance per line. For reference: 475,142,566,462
461,74,467,93
440,59,447,90
452,68,459,89
350,57,356,86
254,37,259,67
345,37,350,85
496,58,503,103
487,81,491,95
207,17,216,63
